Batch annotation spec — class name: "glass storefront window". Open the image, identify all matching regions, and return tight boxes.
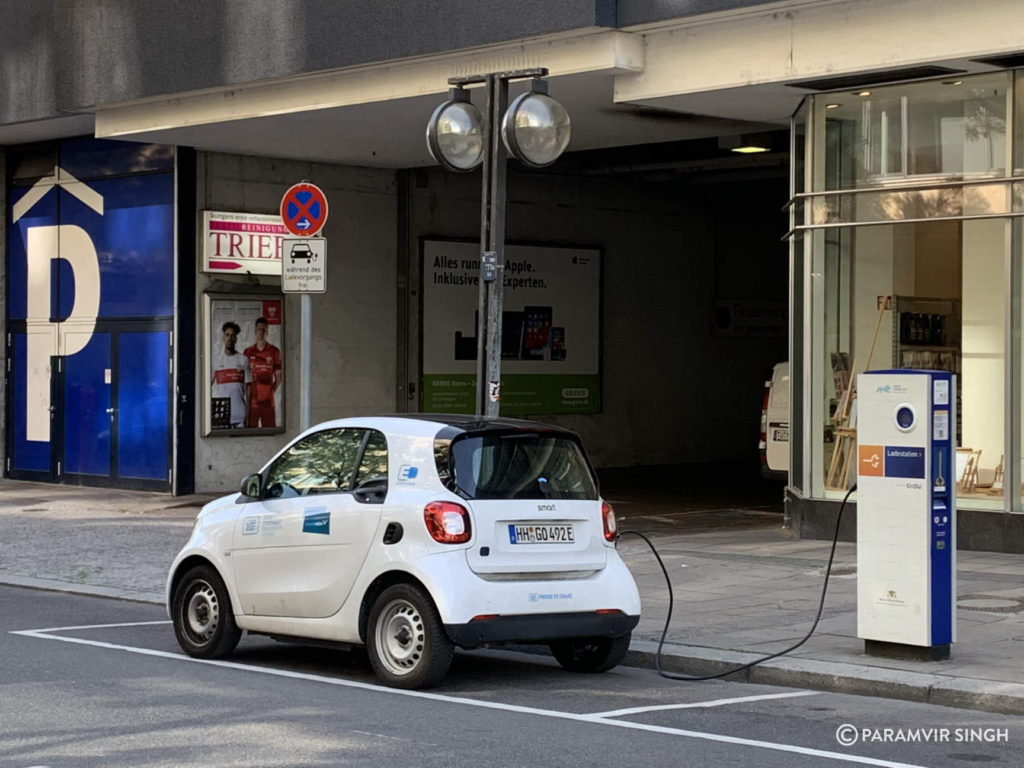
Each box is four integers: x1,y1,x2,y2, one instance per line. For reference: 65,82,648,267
1014,71,1024,175
810,182,1009,226
790,101,809,492
815,73,1008,191
813,220,1006,509
799,71,1014,510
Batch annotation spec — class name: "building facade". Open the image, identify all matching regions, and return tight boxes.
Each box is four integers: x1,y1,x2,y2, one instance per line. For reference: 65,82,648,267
3,0,1024,549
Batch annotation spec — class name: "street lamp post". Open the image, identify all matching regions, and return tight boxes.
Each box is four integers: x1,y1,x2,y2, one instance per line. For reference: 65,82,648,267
427,69,570,416
479,72,509,417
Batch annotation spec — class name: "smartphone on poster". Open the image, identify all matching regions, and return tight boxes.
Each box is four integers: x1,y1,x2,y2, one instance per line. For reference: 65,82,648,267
521,306,553,360
550,326,566,361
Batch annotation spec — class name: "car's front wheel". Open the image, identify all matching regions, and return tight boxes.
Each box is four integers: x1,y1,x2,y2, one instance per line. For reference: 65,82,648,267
367,583,454,689
549,632,631,673
171,564,242,659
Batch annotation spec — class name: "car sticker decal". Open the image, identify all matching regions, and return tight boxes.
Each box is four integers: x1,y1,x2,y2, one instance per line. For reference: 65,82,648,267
528,592,574,603
302,507,330,535
261,517,283,537
397,465,419,484
242,516,260,535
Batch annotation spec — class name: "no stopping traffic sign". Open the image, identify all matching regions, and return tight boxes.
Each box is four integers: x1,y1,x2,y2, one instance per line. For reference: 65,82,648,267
280,182,329,236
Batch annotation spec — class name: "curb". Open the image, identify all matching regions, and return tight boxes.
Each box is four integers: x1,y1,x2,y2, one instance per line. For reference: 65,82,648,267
0,576,164,606
626,639,1024,716
6,577,1024,715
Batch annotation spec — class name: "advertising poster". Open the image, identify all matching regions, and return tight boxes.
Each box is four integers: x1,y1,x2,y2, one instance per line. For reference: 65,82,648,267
203,294,285,435
421,239,601,415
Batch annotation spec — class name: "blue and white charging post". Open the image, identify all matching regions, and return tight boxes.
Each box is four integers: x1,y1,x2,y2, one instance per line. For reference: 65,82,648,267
856,370,956,660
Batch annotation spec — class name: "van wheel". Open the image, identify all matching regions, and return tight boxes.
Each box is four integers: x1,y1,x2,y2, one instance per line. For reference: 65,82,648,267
367,584,454,689
172,565,241,659
549,633,631,673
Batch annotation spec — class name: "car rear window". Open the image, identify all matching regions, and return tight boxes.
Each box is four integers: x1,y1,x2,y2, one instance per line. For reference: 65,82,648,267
444,432,598,500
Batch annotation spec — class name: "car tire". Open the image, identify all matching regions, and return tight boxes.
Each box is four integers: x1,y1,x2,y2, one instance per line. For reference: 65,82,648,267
171,564,242,659
367,583,454,689
549,632,631,673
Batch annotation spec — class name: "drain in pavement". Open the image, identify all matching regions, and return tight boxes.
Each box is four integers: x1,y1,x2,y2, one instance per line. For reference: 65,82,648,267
956,595,1024,614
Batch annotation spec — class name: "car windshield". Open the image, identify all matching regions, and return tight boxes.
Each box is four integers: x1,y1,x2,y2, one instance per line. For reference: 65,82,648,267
447,432,597,500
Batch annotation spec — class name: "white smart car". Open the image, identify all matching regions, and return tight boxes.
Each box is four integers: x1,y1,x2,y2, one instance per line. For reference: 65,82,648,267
167,415,641,688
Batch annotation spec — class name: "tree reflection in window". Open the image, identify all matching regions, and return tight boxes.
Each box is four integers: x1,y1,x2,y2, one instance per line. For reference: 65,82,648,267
355,431,389,487
264,429,366,497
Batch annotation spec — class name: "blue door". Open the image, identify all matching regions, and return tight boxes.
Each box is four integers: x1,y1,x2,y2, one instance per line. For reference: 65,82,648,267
8,332,55,475
63,331,112,478
57,328,172,487
117,331,171,483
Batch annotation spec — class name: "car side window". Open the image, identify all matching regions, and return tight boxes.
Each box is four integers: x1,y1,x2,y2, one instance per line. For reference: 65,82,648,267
263,428,366,498
353,430,389,503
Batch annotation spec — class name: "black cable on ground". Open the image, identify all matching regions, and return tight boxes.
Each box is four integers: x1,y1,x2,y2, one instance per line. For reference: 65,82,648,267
617,484,857,682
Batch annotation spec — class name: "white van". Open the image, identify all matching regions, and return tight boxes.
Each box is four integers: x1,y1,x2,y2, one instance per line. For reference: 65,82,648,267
759,362,789,480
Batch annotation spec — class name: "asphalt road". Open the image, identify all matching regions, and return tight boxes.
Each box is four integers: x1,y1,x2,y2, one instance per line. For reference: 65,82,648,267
0,586,1017,768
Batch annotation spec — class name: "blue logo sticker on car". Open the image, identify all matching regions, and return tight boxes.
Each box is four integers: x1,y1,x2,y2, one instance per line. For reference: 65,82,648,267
302,508,330,535
529,592,573,603
398,465,419,483
242,517,260,535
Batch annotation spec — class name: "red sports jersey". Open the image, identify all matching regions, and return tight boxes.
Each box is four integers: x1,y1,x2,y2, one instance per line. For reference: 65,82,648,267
244,342,281,403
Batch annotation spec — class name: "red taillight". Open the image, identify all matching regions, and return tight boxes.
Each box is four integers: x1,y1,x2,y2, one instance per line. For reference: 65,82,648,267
601,501,617,542
424,501,472,544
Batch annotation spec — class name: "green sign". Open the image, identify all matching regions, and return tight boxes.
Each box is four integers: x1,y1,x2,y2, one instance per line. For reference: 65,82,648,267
422,374,600,415
421,240,602,416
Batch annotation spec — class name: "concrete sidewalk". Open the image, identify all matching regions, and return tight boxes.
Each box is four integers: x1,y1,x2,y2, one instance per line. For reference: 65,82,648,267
2,479,1023,715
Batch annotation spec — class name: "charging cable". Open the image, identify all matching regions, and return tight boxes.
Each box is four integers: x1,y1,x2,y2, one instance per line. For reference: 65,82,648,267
617,484,857,681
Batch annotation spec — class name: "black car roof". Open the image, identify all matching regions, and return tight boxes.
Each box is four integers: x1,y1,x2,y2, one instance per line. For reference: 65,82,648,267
398,413,577,436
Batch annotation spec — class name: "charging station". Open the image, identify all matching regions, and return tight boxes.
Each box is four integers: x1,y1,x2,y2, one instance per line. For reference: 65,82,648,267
856,369,956,660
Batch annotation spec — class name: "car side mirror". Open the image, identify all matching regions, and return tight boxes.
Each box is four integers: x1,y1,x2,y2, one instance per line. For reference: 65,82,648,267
241,473,263,499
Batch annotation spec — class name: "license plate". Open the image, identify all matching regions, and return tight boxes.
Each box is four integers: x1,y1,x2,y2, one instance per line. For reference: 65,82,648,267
773,428,789,442
508,523,575,544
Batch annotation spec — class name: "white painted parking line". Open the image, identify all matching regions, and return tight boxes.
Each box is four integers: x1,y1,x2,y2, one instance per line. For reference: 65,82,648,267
10,624,929,768
591,690,822,718
17,620,171,633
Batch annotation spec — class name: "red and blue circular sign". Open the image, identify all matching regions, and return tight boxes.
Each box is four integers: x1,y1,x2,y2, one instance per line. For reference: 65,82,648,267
280,182,329,236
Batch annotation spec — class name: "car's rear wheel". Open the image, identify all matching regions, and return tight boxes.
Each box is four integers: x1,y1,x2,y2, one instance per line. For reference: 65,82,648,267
367,584,453,689
549,632,631,673
172,564,241,659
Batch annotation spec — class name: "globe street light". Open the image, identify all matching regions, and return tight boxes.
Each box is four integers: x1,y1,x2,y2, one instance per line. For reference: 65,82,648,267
426,88,483,172
427,69,571,416
502,81,572,168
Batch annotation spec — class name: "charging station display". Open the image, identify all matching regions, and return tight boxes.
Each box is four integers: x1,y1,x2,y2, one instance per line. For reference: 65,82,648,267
857,370,956,657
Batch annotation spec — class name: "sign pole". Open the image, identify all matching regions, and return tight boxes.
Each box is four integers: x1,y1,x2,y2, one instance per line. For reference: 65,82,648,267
474,74,509,417
486,76,509,419
300,293,311,431
474,76,493,416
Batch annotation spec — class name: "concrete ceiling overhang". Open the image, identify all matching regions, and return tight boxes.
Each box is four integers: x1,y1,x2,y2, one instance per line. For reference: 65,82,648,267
21,0,1024,168
90,28,777,168
0,114,97,146
616,0,1024,125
